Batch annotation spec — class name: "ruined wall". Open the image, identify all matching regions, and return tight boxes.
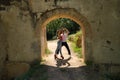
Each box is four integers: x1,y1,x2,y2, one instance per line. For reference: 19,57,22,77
79,0,120,64
0,1,40,79
0,1,40,62
0,0,120,79
30,0,120,64
31,0,120,73
0,21,7,80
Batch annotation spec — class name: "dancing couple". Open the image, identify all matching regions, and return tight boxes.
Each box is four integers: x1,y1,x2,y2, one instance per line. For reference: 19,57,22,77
54,27,71,60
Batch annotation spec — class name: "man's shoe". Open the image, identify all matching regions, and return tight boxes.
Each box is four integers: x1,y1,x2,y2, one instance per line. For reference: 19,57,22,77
61,55,64,59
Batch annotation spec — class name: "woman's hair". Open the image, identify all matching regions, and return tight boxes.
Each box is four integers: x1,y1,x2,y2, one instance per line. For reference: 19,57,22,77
56,29,62,37
56,27,69,38
62,27,69,33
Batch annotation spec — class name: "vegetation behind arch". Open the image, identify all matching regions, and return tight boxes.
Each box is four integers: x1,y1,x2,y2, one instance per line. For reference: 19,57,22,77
46,18,80,40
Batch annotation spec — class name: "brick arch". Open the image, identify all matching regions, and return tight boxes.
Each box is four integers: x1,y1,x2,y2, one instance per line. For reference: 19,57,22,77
35,8,93,63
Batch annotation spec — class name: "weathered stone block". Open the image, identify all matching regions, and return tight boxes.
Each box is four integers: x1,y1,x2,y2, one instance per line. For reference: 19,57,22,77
4,62,30,79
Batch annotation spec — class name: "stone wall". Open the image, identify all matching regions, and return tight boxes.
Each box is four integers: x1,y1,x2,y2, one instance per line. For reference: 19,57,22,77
0,1,40,62
0,1,41,79
30,0,120,64
0,0,120,79
0,21,7,80
31,0,120,73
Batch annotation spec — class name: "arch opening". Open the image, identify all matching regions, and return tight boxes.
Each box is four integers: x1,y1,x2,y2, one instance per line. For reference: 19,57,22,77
46,18,82,57
35,8,93,63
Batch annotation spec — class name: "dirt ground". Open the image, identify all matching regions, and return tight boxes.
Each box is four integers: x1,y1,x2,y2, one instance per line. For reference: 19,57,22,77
43,40,105,80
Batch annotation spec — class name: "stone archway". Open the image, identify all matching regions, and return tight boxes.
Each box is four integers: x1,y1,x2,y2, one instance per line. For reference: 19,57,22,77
35,8,93,63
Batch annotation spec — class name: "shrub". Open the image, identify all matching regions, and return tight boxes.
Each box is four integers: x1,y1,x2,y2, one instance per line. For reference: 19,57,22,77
69,30,83,58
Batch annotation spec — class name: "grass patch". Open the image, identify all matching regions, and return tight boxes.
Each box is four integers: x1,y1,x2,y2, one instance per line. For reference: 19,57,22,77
45,48,51,55
71,42,82,58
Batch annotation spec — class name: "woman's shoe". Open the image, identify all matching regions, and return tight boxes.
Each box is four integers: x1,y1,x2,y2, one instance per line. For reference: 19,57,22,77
61,55,64,59
54,54,57,60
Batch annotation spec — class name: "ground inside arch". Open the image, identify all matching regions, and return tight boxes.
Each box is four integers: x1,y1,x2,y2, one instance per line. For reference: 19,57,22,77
43,40,105,80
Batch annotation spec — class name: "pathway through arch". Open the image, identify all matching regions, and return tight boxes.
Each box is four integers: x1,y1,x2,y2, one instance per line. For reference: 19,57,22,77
43,40,104,80
46,40,85,67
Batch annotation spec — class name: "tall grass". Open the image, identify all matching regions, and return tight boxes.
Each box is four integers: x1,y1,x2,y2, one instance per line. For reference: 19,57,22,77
71,42,82,58
45,48,51,55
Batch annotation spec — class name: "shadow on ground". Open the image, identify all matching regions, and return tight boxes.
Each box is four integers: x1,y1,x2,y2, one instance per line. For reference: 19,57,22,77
55,56,71,67
14,63,105,80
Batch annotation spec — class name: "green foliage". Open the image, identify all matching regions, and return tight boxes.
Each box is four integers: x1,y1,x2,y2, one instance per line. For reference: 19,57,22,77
75,30,82,48
46,18,80,40
71,42,82,58
45,48,51,55
68,30,82,42
69,30,83,58
75,30,82,37
68,34,75,42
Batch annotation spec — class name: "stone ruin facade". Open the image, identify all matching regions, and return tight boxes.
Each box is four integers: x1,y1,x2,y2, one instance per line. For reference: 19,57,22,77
0,0,120,79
